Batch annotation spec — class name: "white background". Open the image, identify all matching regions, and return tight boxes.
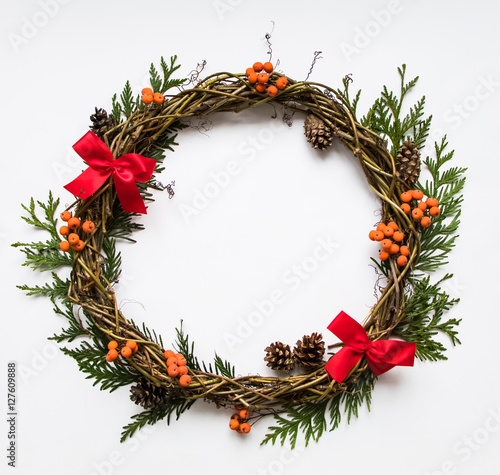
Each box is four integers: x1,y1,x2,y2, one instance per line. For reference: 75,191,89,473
1,1,499,474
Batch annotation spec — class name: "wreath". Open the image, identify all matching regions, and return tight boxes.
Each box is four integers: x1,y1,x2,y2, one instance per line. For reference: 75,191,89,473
15,54,465,447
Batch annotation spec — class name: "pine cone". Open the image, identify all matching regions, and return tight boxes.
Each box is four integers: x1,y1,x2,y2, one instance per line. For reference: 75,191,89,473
264,342,295,371
396,140,421,185
90,107,117,140
304,113,333,151
293,333,325,368
130,378,168,410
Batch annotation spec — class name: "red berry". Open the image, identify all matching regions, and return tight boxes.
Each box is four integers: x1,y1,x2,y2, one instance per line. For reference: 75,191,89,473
60,211,71,222
379,250,390,261
426,197,439,208
253,62,264,72
168,365,180,377
238,423,251,434
400,192,413,203
59,241,70,252
429,206,440,217
263,62,273,73
67,217,81,230
411,190,424,200
397,255,408,266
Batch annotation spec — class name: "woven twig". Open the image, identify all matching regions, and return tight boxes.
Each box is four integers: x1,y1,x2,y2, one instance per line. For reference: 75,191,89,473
67,72,419,411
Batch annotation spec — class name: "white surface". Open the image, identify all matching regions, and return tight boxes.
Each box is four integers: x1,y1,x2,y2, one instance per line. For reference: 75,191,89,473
1,1,499,474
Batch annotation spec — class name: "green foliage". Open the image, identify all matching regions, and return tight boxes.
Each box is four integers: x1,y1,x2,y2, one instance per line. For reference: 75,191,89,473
49,301,90,343
174,321,201,371
111,80,139,122
111,93,122,123
120,396,195,442
13,193,72,271
19,192,59,233
202,353,235,378
416,137,466,274
105,200,144,242
120,80,135,119
61,336,138,392
149,55,185,93
394,275,461,361
262,372,375,448
336,75,362,117
17,272,69,300
129,320,164,349
361,64,432,155
102,238,122,284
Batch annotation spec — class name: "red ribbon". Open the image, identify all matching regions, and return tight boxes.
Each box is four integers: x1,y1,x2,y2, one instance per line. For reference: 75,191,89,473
64,131,156,214
324,311,416,382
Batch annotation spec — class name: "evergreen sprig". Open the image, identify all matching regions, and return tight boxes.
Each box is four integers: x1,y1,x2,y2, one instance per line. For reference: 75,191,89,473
262,372,375,448
49,301,90,343
17,272,69,300
416,137,466,274
202,353,236,378
361,64,432,154
120,80,135,119
102,238,122,284
61,337,138,392
120,396,195,442
13,192,72,271
395,275,461,361
174,321,201,371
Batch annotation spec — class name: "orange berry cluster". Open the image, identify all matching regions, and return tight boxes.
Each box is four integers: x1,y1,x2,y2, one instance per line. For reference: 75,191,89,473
369,221,410,267
229,406,251,434
141,87,164,105
400,190,440,228
106,339,138,362
164,350,192,387
245,61,288,97
59,211,95,252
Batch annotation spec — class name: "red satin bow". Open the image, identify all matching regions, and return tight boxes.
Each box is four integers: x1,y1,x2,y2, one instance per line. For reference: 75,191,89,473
64,131,156,214
324,311,416,382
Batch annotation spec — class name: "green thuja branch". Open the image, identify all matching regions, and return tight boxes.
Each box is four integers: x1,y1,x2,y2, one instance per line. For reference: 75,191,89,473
121,397,195,442
17,272,69,300
416,137,466,274
262,372,375,448
101,238,122,284
174,321,201,371
394,275,461,361
336,75,362,117
160,55,185,93
13,192,72,271
61,335,138,392
361,64,432,154
202,353,235,379
120,80,136,119
111,93,122,123
49,301,90,343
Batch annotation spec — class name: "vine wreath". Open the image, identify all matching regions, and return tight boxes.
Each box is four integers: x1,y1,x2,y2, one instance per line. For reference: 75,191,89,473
16,56,465,447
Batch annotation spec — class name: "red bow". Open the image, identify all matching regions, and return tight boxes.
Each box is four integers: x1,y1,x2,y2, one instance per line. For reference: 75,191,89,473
64,131,156,214
324,311,416,382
